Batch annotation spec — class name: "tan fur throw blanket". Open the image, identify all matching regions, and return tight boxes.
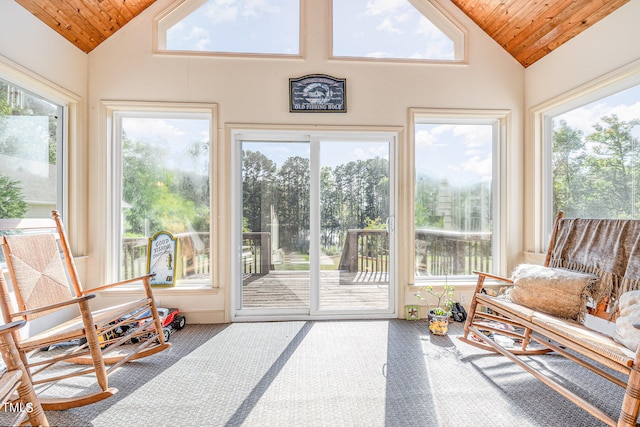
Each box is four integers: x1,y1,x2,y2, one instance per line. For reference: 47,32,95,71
505,264,596,321
613,290,640,351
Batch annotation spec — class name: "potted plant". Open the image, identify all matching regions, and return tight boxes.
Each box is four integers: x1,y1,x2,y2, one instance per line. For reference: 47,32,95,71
414,278,455,335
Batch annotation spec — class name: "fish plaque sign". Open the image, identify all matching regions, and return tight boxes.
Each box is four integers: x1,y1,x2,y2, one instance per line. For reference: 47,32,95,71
147,231,177,287
289,74,346,113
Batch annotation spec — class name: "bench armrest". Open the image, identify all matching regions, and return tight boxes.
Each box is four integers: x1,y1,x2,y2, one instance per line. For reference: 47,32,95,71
473,270,514,284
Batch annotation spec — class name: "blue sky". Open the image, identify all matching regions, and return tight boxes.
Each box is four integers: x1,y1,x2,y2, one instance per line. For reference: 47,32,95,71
415,123,493,186
555,85,640,139
166,0,454,59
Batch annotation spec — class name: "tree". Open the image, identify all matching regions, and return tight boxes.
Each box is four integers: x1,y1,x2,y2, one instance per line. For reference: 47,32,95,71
585,114,640,218
242,150,277,233
552,119,586,216
276,156,310,251
0,175,28,218
122,134,197,236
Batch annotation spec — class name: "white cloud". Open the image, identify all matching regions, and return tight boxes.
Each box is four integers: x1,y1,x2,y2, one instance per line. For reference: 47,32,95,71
204,0,239,24
204,0,281,22
454,155,492,182
415,127,446,151
124,119,187,144
377,18,403,34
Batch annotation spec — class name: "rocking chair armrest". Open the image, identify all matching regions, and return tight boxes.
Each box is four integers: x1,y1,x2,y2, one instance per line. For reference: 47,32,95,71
472,270,514,284
11,294,96,319
83,274,154,294
0,319,26,336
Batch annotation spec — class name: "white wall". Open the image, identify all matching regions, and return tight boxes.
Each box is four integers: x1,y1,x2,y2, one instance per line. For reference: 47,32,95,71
85,0,524,323
0,1,89,336
0,2,88,250
0,0,525,323
523,0,640,254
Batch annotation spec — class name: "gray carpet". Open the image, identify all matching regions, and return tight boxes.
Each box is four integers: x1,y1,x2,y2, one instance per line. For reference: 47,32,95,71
3,320,628,426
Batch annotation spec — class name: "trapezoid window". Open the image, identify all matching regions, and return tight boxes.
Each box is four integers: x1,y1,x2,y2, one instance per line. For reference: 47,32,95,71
332,0,464,61
157,0,300,55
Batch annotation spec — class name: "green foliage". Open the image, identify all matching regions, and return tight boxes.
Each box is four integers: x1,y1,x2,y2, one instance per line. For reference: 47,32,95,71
552,114,640,218
414,277,455,314
122,133,209,237
0,175,28,218
243,150,392,253
364,217,386,230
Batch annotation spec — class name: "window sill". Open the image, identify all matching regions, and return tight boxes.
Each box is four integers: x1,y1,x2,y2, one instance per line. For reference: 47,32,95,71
95,284,219,296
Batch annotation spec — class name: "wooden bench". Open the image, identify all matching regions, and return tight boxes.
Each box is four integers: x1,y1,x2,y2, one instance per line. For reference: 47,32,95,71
460,213,640,427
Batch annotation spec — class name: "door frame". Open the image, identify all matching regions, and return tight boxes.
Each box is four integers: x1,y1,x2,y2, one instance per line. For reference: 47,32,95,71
230,126,400,322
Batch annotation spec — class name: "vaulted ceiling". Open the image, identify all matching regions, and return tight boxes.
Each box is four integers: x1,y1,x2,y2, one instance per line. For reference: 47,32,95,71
14,0,631,67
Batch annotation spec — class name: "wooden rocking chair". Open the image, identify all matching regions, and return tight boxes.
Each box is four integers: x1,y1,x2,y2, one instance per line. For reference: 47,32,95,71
0,320,48,426
0,211,171,410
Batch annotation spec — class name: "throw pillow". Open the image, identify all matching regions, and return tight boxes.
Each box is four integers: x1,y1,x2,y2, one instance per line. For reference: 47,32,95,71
506,264,596,321
613,290,640,351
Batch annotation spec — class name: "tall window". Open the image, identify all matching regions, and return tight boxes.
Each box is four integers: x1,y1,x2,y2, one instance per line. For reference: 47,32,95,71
0,77,63,219
414,115,498,279
109,105,213,285
332,0,464,61
550,84,640,219
158,0,300,55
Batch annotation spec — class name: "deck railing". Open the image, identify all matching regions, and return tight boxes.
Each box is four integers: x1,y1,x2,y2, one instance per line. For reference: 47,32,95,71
121,232,211,280
122,228,491,279
414,228,492,276
338,229,389,273
242,232,272,274
336,228,492,275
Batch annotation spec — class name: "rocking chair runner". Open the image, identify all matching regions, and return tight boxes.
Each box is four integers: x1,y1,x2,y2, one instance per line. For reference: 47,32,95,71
0,210,171,410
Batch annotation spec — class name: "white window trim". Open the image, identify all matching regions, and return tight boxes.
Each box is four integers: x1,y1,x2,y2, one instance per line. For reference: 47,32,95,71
0,54,81,225
101,100,218,287
409,108,510,280
530,58,640,252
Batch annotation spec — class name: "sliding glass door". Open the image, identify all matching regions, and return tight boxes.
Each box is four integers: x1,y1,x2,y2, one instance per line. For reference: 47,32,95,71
233,131,396,319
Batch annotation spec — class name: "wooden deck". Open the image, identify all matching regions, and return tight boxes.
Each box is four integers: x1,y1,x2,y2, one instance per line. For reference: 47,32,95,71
241,270,389,309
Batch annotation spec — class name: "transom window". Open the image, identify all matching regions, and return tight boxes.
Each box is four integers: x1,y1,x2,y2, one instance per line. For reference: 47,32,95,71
158,0,300,55
156,0,465,62
332,0,464,61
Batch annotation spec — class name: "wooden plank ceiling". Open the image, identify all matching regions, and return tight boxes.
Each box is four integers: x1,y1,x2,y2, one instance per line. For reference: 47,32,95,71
15,0,631,67
15,0,156,54
451,0,631,67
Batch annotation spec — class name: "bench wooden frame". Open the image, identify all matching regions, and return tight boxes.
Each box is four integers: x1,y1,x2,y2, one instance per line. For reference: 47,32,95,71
460,212,640,427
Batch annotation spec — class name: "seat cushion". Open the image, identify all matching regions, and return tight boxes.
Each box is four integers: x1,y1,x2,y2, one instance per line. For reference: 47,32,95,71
532,312,635,368
476,293,634,367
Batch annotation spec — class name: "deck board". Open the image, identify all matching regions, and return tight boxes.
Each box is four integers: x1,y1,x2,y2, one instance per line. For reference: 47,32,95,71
241,271,389,309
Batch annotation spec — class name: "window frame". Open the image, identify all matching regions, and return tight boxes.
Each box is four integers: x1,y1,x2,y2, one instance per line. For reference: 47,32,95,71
0,54,80,222
409,108,509,282
532,59,640,252
103,101,218,287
